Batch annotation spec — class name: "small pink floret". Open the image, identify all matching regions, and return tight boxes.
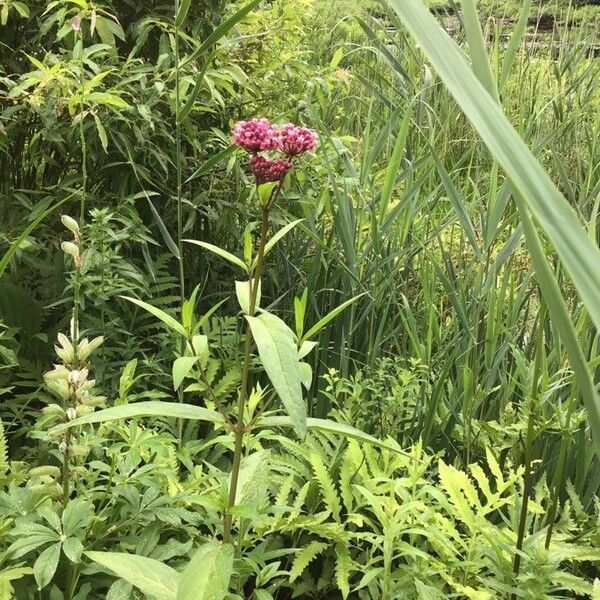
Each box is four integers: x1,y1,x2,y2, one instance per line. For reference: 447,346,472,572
232,118,280,153
250,155,292,184
278,124,318,156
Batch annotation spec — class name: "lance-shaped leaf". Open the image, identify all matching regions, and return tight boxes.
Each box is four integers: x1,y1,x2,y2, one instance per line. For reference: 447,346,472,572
246,313,307,437
185,240,248,272
177,541,234,600
50,401,222,434
121,296,187,337
86,552,179,600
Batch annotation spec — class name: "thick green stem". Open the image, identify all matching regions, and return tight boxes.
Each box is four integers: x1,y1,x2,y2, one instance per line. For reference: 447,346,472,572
223,200,272,543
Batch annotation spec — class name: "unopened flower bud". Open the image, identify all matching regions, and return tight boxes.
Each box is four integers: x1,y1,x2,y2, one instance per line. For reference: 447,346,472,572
29,466,61,479
68,370,81,385
58,441,68,454
44,367,69,382
76,405,94,417
78,336,104,361
70,444,89,457
42,404,65,417
81,395,106,407
66,408,77,421
61,241,80,260
29,482,62,497
61,215,80,235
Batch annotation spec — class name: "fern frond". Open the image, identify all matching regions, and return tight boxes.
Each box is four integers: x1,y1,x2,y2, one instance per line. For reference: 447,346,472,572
212,366,240,400
311,451,342,522
340,440,364,513
335,542,352,599
289,540,329,583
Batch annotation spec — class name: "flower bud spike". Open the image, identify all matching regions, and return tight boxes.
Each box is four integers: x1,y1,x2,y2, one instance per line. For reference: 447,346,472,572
61,215,80,236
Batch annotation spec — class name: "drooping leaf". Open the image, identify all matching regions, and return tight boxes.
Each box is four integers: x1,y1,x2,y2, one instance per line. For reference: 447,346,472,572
185,240,247,272
0,197,69,279
258,416,419,461
50,401,222,434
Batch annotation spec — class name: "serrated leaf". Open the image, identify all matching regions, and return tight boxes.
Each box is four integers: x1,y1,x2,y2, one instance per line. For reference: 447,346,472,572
311,451,341,521
289,541,328,583
335,543,351,599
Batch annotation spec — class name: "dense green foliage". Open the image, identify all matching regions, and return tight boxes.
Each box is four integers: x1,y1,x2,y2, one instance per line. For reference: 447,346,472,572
1,0,600,598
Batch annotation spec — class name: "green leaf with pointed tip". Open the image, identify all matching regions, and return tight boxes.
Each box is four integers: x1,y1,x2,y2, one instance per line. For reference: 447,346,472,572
34,543,61,590
175,0,192,27
179,0,262,69
86,552,179,600
246,313,306,437
0,197,69,279
252,219,304,269
177,541,234,600
173,357,198,391
145,196,181,259
50,401,222,434
121,296,187,337
302,294,365,342
185,240,247,272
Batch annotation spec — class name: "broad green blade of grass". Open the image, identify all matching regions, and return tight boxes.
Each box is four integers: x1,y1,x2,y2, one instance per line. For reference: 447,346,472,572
383,0,600,336
460,0,499,100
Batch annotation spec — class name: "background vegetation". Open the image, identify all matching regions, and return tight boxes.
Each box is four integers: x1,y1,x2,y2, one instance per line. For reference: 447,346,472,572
1,0,600,598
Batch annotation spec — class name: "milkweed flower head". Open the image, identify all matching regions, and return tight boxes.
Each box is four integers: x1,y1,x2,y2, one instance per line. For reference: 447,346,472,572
278,123,318,156
232,117,318,189
250,155,292,184
232,118,280,153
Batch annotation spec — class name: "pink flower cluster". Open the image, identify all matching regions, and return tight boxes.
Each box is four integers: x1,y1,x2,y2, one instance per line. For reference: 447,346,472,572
232,118,280,153
232,117,318,184
279,123,319,156
250,155,292,184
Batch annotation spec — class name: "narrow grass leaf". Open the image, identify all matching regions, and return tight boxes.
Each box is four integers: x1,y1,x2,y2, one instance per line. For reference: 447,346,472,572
121,296,187,337
383,0,600,337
